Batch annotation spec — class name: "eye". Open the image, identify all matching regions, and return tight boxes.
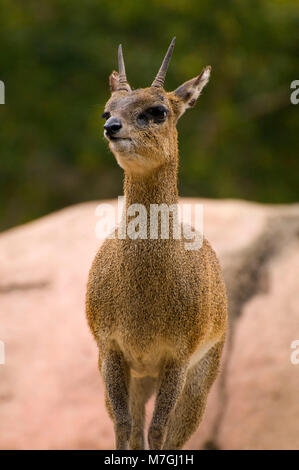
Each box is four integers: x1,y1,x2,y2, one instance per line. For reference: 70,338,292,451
137,105,168,126
137,112,149,126
101,111,110,120
146,105,168,123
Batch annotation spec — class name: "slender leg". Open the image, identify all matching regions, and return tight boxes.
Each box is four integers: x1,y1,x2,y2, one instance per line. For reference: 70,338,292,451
163,340,224,450
101,349,131,450
148,358,187,450
129,376,156,450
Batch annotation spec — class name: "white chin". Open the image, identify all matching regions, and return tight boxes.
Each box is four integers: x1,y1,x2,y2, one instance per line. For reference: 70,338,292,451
115,152,160,175
110,139,133,153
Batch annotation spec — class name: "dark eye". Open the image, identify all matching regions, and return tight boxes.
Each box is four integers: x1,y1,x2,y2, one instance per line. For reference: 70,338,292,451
137,106,168,126
137,112,149,126
101,111,110,120
146,105,168,123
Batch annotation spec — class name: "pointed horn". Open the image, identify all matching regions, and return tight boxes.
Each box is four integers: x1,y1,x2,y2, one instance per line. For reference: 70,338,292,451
151,37,176,88
117,44,131,92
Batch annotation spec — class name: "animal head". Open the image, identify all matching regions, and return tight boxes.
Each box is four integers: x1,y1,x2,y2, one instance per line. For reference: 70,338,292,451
102,38,211,175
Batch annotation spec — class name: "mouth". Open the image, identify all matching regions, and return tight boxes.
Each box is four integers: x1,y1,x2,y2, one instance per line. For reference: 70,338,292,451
110,136,132,142
104,131,132,142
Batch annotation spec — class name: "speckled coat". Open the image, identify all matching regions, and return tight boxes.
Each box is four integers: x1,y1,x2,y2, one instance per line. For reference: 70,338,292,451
86,46,227,450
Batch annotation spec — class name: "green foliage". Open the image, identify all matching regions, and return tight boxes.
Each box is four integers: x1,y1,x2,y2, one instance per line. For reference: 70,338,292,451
0,0,298,230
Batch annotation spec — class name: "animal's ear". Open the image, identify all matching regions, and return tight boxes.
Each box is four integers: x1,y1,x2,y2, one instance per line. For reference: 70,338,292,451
168,66,211,120
109,70,119,93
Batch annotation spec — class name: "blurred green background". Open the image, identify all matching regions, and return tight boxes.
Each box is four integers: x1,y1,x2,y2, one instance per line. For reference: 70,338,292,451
0,0,298,232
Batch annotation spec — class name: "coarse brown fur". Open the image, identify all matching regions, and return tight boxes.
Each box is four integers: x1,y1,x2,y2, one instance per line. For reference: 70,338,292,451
86,43,227,450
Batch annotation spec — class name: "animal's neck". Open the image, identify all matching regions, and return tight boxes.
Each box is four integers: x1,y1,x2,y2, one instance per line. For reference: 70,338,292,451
120,140,180,246
121,160,179,247
124,161,178,209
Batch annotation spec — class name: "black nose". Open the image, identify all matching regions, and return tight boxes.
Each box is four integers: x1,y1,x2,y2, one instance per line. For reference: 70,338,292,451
104,117,122,135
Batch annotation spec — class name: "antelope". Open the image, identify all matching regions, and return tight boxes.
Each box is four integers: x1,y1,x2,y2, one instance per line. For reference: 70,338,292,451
86,38,227,450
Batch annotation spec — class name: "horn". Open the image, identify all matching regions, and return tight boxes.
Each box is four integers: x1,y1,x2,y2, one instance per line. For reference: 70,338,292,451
151,37,176,88
117,44,131,92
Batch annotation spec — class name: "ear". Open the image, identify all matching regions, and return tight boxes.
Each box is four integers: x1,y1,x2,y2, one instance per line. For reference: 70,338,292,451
109,70,119,93
169,66,211,120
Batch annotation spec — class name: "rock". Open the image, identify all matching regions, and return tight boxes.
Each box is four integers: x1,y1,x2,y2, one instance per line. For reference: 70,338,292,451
217,217,299,450
0,199,298,449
